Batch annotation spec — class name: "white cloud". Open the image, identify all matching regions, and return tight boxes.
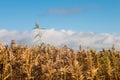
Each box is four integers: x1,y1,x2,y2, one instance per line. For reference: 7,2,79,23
44,7,85,15
0,29,120,50
43,4,101,16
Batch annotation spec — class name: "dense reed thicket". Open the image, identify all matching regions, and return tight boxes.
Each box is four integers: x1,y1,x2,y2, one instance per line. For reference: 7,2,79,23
0,40,120,80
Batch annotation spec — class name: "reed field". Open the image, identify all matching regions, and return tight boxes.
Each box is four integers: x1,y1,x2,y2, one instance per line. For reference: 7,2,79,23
0,40,120,80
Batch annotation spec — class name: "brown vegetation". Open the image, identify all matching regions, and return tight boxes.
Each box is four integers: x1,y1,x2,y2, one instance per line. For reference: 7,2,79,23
0,40,120,80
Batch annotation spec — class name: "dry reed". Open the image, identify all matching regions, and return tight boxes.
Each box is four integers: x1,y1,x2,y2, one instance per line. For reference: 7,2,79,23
0,41,120,80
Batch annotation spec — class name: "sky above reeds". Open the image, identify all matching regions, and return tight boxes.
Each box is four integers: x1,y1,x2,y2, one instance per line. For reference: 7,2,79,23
0,0,120,50
0,0,120,33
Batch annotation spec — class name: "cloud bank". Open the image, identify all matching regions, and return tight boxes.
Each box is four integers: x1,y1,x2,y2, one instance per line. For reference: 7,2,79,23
0,29,32,45
0,29,120,50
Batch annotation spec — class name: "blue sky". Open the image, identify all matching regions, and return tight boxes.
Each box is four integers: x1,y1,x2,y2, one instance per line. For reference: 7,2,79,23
0,0,120,34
